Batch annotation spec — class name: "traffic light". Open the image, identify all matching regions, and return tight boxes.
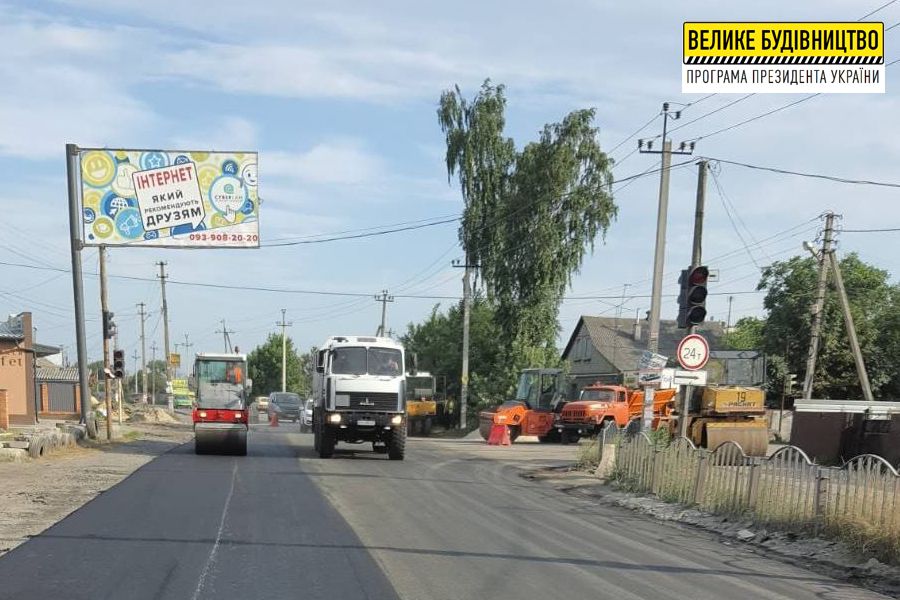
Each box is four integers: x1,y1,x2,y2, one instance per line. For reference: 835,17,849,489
102,310,116,339
113,349,125,379
784,372,797,395
677,266,709,328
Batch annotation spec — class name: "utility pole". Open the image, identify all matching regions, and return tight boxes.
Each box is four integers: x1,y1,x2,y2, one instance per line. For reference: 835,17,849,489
374,290,394,337
132,349,139,394
452,258,478,430
802,213,834,399
726,295,734,330
828,243,875,402
182,334,193,368
277,309,293,392
157,262,173,411
99,246,113,440
638,103,695,430
217,320,235,353
65,144,91,429
680,160,707,438
137,302,147,403
150,342,158,404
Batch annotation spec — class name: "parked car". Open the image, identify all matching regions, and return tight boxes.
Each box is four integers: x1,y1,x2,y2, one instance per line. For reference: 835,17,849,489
267,392,303,422
300,398,313,432
255,395,269,412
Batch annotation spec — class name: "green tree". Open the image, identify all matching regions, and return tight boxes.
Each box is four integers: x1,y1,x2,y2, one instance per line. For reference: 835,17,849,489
438,80,616,373
755,252,896,399
247,334,308,397
724,317,765,350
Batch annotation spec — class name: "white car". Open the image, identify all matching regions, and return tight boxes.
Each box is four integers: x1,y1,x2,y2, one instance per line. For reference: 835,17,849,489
300,398,313,432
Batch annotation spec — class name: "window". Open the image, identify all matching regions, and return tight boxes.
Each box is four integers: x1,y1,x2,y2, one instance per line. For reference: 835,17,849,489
369,348,403,376
330,347,403,376
331,347,367,374
196,359,246,409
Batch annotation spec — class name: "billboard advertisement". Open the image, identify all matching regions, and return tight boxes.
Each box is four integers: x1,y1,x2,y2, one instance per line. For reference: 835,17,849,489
80,149,259,248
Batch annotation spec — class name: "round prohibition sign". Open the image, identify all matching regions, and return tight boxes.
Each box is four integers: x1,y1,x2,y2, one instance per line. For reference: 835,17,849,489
677,333,709,371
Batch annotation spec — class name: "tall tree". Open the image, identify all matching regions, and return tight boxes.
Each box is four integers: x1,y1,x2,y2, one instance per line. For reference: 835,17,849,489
247,334,308,397
438,80,616,372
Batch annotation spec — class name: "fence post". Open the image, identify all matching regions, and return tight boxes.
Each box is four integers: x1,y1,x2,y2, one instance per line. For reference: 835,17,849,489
0,389,8,430
651,447,662,494
746,457,761,510
693,449,708,505
813,467,829,536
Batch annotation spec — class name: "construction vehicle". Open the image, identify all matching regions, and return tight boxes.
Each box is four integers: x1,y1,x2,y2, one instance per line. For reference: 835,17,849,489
312,336,407,459
478,368,568,443
191,352,252,455
171,378,195,408
556,384,677,441
676,386,768,456
405,371,437,436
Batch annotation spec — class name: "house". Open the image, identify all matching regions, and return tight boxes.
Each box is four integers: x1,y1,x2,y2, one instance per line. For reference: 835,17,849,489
0,312,66,427
35,357,80,420
561,316,726,397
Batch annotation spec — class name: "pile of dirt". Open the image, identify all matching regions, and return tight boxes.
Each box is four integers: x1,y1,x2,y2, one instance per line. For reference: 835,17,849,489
128,407,179,424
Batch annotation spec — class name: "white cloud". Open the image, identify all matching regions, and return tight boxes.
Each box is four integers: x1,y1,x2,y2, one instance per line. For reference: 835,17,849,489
172,117,260,152
265,138,385,185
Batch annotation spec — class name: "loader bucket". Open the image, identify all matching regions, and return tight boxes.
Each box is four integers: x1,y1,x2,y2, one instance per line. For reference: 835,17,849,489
478,412,496,441
706,420,768,456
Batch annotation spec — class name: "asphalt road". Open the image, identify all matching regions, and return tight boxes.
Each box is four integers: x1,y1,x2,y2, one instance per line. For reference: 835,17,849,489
0,422,887,600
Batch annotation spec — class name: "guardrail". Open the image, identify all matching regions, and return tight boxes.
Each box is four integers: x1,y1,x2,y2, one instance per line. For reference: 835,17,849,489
609,429,900,541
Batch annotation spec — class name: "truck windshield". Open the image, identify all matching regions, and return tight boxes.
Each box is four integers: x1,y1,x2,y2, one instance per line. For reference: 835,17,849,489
197,360,245,409
581,389,616,401
515,372,540,404
331,347,403,376
272,393,301,405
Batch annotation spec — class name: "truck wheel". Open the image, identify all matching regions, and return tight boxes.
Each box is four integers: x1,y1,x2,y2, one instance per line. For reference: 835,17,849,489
28,437,47,459
538,429,562,443
508,425,520,443
388,426,406,460
561,429,580,445
318,427,335,459
422,418,432,436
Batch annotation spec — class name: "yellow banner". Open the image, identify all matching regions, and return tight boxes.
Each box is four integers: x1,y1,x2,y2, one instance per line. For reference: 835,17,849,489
684,23,884,60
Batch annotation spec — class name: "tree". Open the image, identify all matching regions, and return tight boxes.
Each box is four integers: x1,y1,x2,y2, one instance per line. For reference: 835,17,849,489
751,252,897,399
247,334,308,397
438,80,616,373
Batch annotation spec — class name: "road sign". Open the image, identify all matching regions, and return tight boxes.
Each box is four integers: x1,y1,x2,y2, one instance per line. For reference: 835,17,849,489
639,350,668,370
677,334,710,370
80,149,259,248
638,369,663,387
708,269,720,282
673,369,707,386
169,353,181,368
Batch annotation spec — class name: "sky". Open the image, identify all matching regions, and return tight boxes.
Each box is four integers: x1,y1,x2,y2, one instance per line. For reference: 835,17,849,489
0,0,898,371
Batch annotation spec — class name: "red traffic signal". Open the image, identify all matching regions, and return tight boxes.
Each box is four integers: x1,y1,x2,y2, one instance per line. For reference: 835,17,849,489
678,266,709,328
689,266,709,286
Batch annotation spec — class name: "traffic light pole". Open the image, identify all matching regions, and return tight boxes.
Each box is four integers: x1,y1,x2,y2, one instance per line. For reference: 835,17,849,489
99,246,114,440
680,160,708,438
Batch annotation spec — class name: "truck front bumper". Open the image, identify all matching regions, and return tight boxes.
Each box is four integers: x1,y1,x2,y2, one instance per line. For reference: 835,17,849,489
556,422,598,437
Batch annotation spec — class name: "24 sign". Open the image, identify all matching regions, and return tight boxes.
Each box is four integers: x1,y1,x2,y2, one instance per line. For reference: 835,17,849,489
677,333,709,370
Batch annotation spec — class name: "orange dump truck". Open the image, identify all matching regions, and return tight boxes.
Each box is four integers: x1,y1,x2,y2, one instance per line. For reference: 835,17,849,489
555,384,677,442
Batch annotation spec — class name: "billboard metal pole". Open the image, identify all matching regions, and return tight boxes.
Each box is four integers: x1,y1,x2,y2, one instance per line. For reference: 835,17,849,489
66,144,93,433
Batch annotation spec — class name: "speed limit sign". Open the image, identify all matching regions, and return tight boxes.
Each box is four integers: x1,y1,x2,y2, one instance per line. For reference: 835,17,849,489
677,333,709,370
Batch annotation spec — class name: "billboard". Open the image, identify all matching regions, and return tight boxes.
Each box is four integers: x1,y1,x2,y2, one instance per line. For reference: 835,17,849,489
80,149,259,248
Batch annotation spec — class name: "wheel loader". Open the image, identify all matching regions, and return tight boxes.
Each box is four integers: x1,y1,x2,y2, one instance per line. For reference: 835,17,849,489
478,368,569,443
405,371,438,436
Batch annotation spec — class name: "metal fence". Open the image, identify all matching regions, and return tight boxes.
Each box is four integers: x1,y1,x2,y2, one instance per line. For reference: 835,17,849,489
610,430,900,538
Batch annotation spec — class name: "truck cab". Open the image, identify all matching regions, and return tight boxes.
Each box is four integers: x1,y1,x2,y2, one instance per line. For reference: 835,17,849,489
312,336,406,459
557,384,676,438
191,352,251,455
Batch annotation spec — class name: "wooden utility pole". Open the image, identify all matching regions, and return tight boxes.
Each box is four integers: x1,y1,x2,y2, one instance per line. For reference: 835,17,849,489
828,250,874,401
132,349,140,394
680,160,707,438
452,258,478,430
217,320,235,353
150,342,157,404
277,309,293,392
803,213,834,399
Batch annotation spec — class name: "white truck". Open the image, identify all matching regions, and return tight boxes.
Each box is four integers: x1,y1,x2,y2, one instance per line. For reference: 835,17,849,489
312,336,406,459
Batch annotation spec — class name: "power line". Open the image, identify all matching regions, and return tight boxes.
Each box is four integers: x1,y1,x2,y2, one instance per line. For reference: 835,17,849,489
840,227,900,232
607,113,660,156
710,167,761,270
261,216,460,246
857,0,898,20
264,212,461,244
704,156,900,188
685,94,821,143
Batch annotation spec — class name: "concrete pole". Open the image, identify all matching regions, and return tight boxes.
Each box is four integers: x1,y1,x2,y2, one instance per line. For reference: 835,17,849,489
460,265,471,431
157,262,173,411
65,144,92,430
803,213,834,399
99,247,113,440
828,251,874,402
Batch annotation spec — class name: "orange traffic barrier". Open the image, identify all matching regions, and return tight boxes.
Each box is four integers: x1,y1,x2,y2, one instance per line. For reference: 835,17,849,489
486,424,511,446
269,412,279,427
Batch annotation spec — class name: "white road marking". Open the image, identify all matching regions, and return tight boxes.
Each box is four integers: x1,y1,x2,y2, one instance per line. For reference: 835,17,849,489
191,461,238,600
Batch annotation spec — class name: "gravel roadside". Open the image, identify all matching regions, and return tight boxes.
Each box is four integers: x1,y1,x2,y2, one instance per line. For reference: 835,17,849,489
0,423,193,558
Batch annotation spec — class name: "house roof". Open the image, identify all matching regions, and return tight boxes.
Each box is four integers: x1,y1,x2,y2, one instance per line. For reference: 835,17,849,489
36,359,78,382
0,321,24,341
562,316,726,373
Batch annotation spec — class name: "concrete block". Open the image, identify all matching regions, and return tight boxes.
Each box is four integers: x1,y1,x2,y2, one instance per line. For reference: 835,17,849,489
0,448,27,462
3,440,30,449
594,444,617,479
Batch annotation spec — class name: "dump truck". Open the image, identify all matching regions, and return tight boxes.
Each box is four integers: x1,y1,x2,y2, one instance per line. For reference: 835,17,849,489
191,352,252,455
312,335,407,459
677,386,768,456
405,371,437,436
478,368,568,443
556,384,677,441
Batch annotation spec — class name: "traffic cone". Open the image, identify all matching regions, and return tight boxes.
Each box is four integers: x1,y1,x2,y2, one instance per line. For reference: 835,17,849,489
487,424,510,446
269,411,279,427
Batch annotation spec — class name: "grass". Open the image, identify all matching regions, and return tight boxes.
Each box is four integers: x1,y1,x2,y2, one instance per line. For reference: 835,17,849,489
121,430,143,442
576,439,601,471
